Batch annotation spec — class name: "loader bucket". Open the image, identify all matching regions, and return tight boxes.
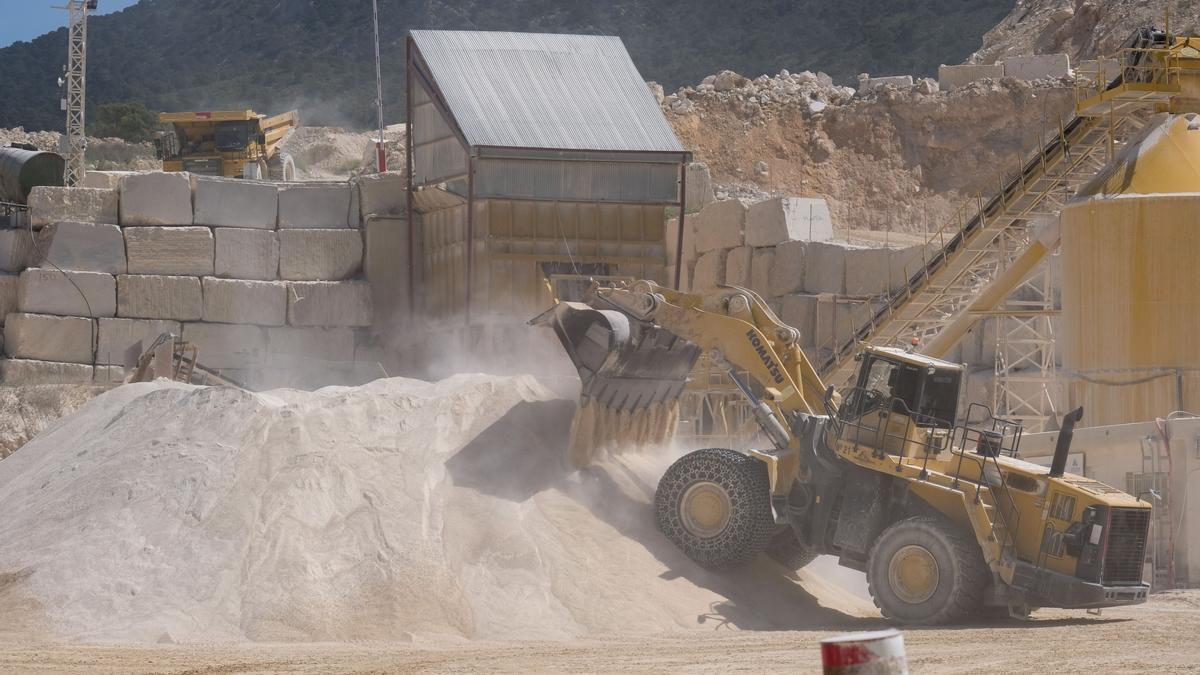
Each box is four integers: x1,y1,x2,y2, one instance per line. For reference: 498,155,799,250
531,302,702,467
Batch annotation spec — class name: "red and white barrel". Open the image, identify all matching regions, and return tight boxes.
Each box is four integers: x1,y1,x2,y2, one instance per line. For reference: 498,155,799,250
820,629,907,674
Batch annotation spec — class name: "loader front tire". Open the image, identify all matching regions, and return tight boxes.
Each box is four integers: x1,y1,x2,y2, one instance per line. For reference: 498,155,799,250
867,516,989,625
655,448,774,569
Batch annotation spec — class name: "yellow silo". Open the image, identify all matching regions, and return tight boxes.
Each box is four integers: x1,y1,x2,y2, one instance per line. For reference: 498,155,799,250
1061,113,1200,425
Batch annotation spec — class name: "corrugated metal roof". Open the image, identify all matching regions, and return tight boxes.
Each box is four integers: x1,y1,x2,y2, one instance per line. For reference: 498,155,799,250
410,30,684,154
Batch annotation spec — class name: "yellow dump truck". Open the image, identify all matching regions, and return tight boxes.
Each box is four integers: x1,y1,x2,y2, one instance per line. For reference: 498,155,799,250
155,110,298,180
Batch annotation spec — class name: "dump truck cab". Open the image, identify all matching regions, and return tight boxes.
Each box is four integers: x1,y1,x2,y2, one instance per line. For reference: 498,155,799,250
156,110,297,180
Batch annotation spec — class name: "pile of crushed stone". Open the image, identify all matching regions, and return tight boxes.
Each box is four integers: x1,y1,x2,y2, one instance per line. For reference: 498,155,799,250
0,375,873,644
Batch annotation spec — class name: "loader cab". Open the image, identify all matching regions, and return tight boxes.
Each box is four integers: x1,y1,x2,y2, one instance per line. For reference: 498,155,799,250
837,348,962,456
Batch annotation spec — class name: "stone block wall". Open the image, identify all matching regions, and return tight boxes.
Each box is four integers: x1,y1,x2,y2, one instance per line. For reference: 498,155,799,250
2,172,406,388
674,195,931,362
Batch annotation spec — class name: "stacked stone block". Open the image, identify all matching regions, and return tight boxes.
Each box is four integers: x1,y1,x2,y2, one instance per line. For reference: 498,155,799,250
0,172,402,388
674,195,932,363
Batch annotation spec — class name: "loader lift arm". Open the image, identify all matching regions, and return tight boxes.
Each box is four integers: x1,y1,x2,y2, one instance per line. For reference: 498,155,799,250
540,280,830,431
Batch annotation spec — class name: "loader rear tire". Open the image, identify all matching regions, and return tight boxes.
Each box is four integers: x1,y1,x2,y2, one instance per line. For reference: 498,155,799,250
268,152,296,181
655,448,774,569
867,516,989,625
767,529,819,570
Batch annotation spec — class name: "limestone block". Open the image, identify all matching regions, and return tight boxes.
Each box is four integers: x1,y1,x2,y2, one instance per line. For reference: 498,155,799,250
1003,53,1070,81
938,63,1004,90
844,247,892,296
0,229,32,273
286,281,372,327
192,176,278,229
18,268,116,317
0,359,98,385
33,221,127,274
4,313,95,363
803,242,846,294
691,249,728,291
888,244,929,293
749,248,774,297
182,322,269,369
28,186,119,227
119,172,193,226
858,74,914,93
664,217,697,268
692,200,745,254
117,274,203,321
278,229,363,280
81,171,136,190
201,277,287,326
364,216,410,322
265,326,356,367
685,163,715,214
960,316,998,367
96,317,182,365
961,368,995,415
0,273,17,321
214,228,279,280
781,294,819,345
725,246,752,287
812,298,873,351
278,182,355,229
125,226,215,276
356,172,408,219
769,241,805,296
745,197,833,247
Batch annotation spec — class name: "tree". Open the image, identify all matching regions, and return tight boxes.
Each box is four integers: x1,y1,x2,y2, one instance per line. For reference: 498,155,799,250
90,101,158,142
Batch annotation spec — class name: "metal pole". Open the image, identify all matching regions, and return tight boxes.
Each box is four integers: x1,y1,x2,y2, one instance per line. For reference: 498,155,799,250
59,0,91,187
405,37,416,320
673,161,687,290
372,0,387,172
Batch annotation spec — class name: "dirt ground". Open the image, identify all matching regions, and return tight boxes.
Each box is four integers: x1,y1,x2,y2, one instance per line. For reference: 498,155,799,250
0,589,1195,674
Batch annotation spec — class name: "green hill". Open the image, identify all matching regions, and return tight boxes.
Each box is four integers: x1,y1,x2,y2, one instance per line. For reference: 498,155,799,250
0,0,1013,132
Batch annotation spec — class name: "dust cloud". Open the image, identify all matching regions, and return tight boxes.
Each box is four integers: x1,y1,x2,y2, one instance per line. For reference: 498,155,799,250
0,374,874,645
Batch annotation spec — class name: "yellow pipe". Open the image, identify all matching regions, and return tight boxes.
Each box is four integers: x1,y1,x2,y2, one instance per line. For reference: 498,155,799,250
921,220,1060,359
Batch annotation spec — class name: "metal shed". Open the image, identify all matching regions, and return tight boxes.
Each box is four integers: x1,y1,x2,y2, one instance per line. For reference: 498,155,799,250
405,29,691,322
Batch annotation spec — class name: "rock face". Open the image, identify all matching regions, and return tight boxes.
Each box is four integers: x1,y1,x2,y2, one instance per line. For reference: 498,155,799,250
277,183,356,229
201,278,287,326
27,187,119,227
119,172,193,226
745,198,833,247
17,268,117,318
286,281,372,327
278,230,363,280
214,228,279,281
3,313,95,364
265,326,355,367
182,322,269,369
192,176,279,229
355,172,408,219
124,227,215,277
116,275,203,321
33,222,127,274
692,200,746,254
96,317,183,365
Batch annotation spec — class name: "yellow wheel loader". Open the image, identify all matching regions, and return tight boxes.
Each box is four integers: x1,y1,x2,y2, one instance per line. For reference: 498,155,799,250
535,280,1152,624
155,110,298,180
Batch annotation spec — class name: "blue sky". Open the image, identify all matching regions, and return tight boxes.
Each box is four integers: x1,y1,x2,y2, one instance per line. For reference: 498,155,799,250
0,0,142,48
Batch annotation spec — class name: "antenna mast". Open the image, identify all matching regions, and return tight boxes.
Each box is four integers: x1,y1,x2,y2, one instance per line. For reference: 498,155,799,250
58,1,96,187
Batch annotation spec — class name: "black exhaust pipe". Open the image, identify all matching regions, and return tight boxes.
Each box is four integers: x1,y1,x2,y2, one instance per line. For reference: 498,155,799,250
1050,407,1084,478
